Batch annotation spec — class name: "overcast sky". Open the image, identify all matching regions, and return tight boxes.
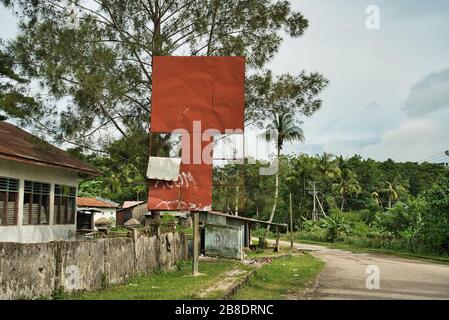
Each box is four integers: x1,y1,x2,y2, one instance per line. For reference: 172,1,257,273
1,1,449,163
271,0,449,163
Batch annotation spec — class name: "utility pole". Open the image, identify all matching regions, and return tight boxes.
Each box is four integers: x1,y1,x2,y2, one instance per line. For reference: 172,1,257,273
289,193,293,250
312,181,317,221
235,185,239,216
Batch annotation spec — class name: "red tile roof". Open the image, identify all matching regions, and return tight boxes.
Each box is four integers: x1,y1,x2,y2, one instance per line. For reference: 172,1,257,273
0,121,99,175
77,197,118,208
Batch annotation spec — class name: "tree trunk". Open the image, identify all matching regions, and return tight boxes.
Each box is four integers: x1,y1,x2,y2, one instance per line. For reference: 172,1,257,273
263,148,280,239
340,196,345,212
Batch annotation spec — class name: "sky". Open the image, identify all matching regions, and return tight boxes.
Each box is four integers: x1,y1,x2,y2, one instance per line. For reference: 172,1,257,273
1,0,449,163
269,0,449,163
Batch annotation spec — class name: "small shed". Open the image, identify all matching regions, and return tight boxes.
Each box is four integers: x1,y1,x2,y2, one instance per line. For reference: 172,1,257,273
116,201,148,225
199,211,287,260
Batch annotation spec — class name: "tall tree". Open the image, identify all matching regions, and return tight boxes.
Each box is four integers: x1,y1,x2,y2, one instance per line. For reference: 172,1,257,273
0,48,38,121
333,156,361,211
2,0,312,141
262,109,304,239
3,0,327,200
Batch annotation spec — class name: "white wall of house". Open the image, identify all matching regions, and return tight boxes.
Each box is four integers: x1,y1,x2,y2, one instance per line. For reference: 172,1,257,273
77,206,117,228
0,158,78,243
93,208,116,225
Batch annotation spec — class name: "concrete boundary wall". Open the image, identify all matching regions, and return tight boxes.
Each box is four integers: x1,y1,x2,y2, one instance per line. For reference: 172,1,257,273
0,232,188,300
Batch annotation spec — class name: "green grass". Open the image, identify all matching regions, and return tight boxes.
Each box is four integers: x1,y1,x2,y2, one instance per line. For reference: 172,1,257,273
245,246,292,259
232,253,324,300
67,260,243,300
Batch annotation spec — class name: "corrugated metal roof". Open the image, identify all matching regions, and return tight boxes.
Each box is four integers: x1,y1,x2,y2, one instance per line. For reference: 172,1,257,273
122,201,146,209
0,121,99,175
77,197,118,208
206,211,288,228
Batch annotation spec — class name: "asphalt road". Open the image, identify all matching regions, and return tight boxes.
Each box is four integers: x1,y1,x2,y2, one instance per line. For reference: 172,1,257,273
271,240,449,300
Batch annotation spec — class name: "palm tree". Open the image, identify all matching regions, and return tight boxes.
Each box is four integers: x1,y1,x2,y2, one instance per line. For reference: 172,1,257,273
315,152,337,210
290,154,315,199
316,152,336,179
383,181,399,209
262,110,305,239
371,191,384,211
332,157,361,211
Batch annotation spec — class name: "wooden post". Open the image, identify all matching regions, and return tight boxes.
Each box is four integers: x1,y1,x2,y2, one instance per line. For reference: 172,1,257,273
192,211,199,276
274,225,280,252
289,192,293,250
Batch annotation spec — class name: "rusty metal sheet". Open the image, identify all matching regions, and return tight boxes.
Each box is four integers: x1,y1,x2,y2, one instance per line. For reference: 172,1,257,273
150,56,245,133
148,56,245,212
148,136,213,211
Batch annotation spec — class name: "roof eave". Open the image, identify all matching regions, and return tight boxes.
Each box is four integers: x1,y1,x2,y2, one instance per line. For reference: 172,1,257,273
0,153,101,176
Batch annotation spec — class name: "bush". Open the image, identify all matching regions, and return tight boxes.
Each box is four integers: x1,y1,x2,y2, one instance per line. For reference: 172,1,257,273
380,202,414,236
339,211,362,224
351,222,370,236
293,229,327,243
320,211,351,242
415,173,449,254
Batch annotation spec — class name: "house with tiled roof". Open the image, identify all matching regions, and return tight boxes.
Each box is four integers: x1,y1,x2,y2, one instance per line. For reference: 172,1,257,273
0,121,99,243
76,197,119,230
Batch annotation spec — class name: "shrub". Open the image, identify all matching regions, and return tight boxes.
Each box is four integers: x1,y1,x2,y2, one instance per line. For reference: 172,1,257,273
339,211,362,224
415,173,449,254
319,212,351,242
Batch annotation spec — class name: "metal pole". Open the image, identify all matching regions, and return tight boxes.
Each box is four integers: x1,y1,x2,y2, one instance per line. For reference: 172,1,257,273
313,181,316,221
289,193,293,250
192,211,199,276
275,225,280,252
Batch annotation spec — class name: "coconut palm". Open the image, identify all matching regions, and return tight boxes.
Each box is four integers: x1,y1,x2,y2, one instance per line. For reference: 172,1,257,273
262,110,305,239
383,181,399,209
332,157,361,211
316,152,337,179
289,154,316,199
371,191,384,211
315,152,337,210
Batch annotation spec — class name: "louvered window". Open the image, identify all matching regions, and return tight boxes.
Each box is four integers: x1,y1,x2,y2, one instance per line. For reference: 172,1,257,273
54,185,76,225
0,177,19,226
23,181,50,225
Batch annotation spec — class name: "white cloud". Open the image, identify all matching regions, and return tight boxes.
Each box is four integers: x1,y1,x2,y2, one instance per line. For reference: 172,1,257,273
403,68,449,117
362,115,448,161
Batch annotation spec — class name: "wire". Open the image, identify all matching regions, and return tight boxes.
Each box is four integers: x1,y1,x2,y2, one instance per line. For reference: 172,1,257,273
420,152,446,163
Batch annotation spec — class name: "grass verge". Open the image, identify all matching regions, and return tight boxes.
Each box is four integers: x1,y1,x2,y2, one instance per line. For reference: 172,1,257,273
66,259,244,300
245,246,292,259
232,253,324,300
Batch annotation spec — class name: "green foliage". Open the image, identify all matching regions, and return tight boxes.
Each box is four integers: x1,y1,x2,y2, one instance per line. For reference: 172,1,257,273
0,49,39,122
319,211,351,242
292,173,449,255
416,172,449,254
51,287,66,300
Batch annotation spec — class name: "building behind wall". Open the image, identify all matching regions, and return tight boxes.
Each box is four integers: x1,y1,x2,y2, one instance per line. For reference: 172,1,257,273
116,201,148,225
76,197,119,230
0,121,99,243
